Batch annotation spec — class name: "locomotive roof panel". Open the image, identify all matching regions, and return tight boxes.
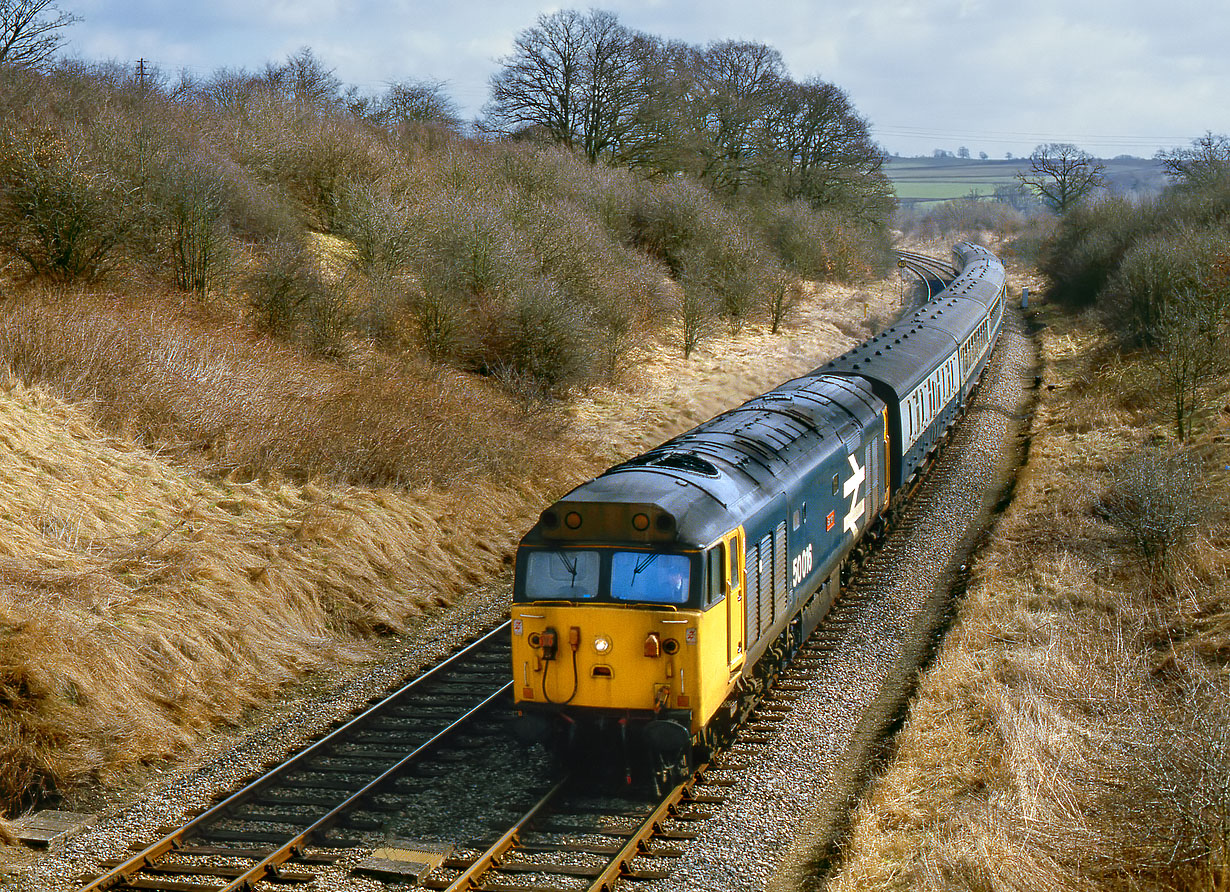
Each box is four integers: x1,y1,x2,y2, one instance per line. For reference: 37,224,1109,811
524,372,887,548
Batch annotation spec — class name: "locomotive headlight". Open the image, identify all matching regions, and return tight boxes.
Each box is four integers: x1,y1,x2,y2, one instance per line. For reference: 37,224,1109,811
593,635,612,655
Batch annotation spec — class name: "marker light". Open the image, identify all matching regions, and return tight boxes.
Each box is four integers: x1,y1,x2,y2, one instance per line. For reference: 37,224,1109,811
593,635,612,655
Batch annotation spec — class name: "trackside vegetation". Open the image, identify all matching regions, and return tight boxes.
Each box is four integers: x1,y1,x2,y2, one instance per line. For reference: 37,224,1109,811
817,143,1230,892
0,20,896,840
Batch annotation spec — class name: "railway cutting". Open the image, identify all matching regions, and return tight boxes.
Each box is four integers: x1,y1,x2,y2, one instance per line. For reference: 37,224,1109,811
50,243,1032,892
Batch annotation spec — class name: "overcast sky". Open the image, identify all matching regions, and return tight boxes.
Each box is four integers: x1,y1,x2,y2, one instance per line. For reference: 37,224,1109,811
65,0,1228,159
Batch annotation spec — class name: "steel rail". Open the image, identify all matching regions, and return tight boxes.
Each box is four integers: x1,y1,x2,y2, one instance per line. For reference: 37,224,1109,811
585,764,709,892
895,248,956,277
79,620,512,892
440,777,571,892
219,681,513,892
895,250,955,302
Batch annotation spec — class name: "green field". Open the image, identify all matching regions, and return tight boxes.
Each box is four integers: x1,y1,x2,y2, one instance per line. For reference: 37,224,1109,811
886,156,1167,206
886,158,1031,205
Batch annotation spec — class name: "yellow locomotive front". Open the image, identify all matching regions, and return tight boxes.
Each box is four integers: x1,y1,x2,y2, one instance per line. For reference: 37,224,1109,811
510,497,747,783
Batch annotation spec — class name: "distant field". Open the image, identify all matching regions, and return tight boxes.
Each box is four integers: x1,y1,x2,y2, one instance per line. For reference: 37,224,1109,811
886,158,1033,205
892,180,1010,200
886,156,1167,206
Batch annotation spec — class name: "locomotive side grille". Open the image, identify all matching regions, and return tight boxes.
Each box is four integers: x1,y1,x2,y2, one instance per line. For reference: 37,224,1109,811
866,441,876,524
745,544,760,642
758,534,773,638
774,522,788,621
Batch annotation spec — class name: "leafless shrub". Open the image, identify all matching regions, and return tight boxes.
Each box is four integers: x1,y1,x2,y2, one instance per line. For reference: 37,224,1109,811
487,280,595,398
245,238,321,336
412,283,463,362
160,159,230,295
329,179,415,276
592,299,635,382
763,199,891,282
675,271,720,359
0,125,134,281
765,273,799,333
899,196,1028,243
1097,445,1206,585
0,291,536,486
1151,287,1228,441
414,197,524,302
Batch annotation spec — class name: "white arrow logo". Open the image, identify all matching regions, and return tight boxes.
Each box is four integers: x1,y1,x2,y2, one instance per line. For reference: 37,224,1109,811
843,453,865,535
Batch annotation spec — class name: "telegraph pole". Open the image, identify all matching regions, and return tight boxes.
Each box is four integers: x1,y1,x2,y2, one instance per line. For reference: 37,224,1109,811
136,58,149,90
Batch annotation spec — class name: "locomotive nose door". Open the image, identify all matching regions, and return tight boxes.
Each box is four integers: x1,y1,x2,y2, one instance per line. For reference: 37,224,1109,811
725,528,746,673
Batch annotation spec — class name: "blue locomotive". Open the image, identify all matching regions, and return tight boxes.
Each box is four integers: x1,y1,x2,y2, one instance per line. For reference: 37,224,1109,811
510,243,1006,784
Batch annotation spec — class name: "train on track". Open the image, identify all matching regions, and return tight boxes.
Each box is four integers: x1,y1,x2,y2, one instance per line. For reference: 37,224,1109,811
510,243,1006,787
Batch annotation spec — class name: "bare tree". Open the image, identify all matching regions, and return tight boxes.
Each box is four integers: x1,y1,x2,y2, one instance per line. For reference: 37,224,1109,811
485,9,645,164
765,272,798,333
1156,132,1230,187
769,78,890,219
576,10,643,162
262,47,341,108
1152,286,1227,442
372,79,460,132
485,9,589,149
0,0,78,69
1017,143,1106,213
676,272,720,358
691,40,786,194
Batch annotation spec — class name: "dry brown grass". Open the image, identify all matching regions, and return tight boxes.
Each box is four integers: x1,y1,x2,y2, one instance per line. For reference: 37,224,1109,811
825,303,1230,892
0,265,904,834
0,366,541,807
0,289,539,487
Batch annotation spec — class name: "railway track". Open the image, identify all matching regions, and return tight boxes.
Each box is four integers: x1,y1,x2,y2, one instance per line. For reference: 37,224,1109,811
895,249,956,300
78,622,514,892
73,585,894,892
427,768,726,892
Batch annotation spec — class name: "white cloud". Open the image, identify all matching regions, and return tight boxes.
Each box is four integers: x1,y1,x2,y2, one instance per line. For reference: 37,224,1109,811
61,0,1229,156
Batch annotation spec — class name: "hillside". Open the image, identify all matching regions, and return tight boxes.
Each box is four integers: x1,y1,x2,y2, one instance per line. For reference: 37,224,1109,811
0,56,904,845
0,273,906,859
821,160,1230,890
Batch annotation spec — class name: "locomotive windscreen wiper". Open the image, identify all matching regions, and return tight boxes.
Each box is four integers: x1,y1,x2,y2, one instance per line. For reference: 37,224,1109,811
554,551,580,587
630,552,658,582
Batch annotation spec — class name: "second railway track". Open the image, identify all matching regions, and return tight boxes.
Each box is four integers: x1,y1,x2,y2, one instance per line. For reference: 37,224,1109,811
79,623,515,892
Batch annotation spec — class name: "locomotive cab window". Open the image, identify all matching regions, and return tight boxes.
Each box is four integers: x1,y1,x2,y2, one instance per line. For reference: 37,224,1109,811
706,544,725,605
610,552,692,605
523,550,600,599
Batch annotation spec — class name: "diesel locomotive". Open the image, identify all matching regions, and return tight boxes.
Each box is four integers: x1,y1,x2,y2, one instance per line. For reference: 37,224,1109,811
510,243,1007,785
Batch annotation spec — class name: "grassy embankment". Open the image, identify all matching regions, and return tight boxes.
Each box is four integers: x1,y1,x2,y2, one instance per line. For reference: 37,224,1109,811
822,182,1230,889
0,60,898,848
